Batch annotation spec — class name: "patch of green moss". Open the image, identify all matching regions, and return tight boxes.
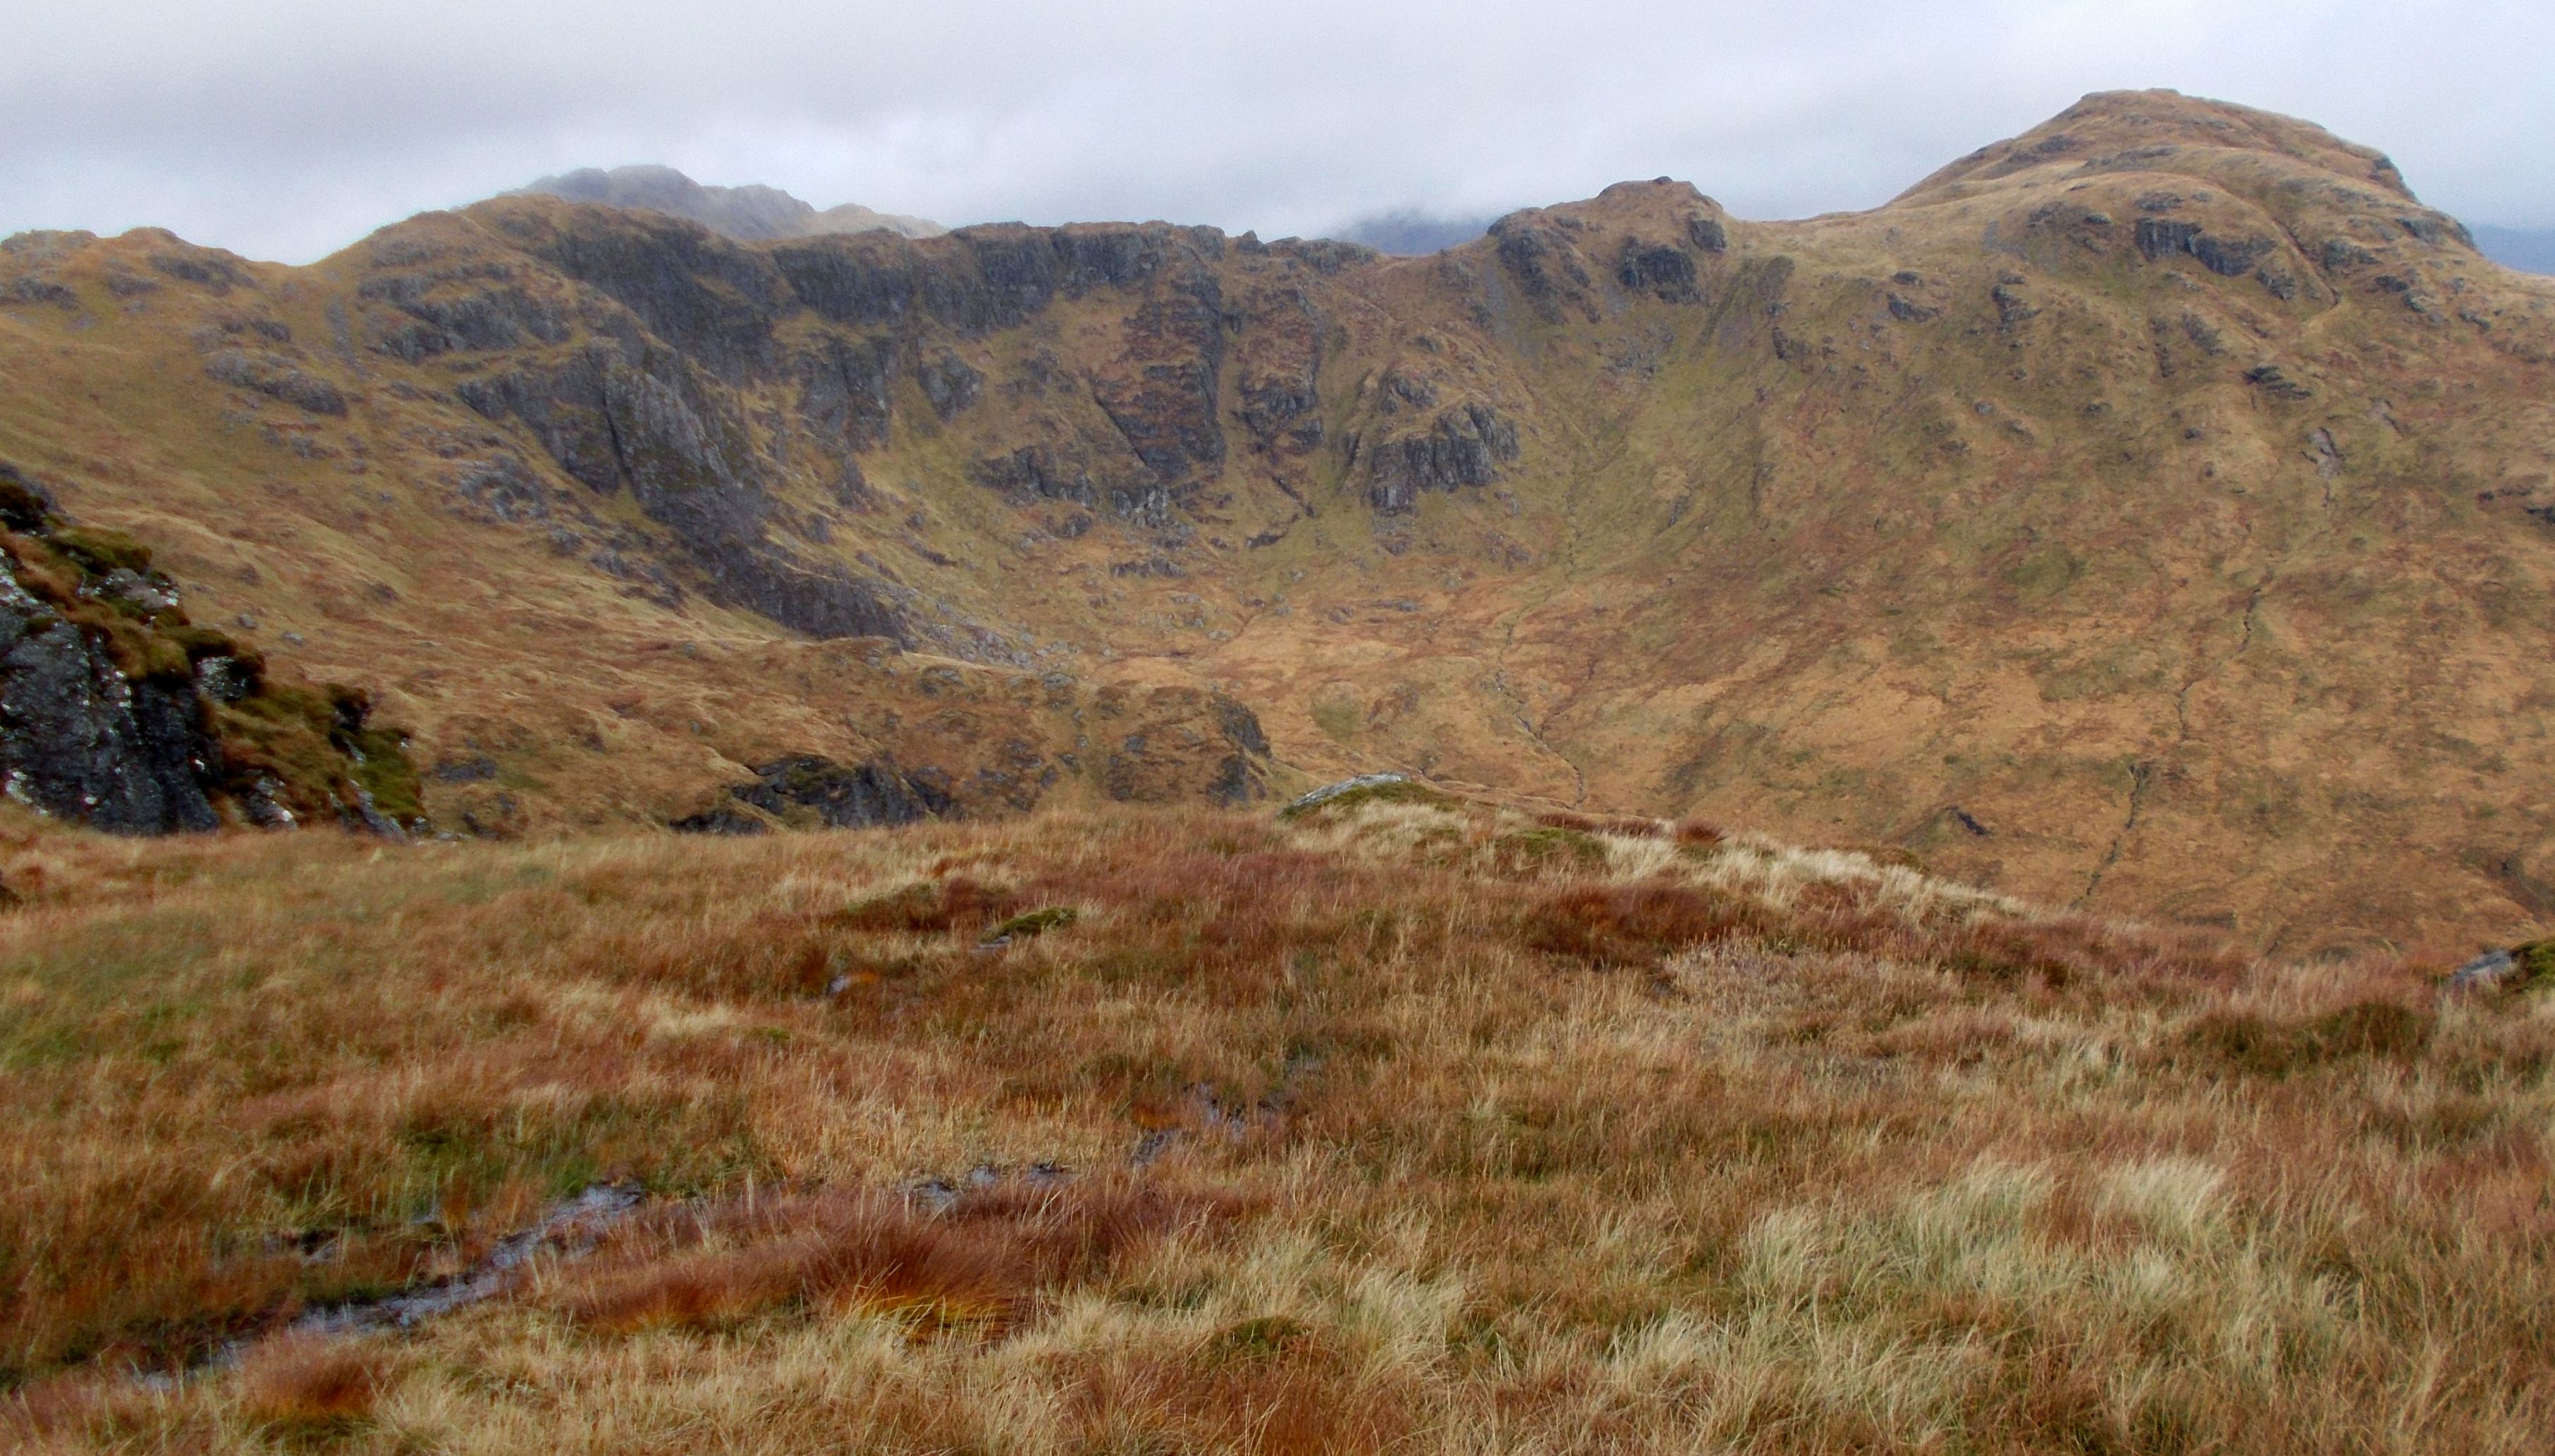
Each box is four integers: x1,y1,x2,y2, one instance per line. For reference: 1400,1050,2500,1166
209,682,422,828
987,906,1078,941
100,617,194,684
344,725,424,822
2512,940,2555,990
48,527,154,577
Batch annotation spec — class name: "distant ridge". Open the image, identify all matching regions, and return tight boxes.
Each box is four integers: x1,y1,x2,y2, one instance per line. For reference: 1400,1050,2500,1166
508,164,943,242
8,89,2555,956
1337,210,1494,256
2475,225,2555,275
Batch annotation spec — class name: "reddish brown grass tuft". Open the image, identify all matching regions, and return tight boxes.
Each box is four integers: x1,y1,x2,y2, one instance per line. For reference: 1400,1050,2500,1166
1671,817,1727,847
235,1336,389,1428
825,876,1019,935
556,1177,1240,1334
1533,808,1668,839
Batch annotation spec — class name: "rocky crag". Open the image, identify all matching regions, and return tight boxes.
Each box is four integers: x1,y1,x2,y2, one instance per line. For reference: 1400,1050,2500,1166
0,464,419,834
3,89,2551,954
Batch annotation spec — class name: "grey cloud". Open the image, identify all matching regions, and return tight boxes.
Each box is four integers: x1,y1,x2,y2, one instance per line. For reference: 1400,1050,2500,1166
4,0,2549,263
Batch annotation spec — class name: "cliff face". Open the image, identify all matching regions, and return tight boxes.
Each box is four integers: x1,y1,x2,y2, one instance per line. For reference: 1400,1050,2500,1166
3,89,2552,953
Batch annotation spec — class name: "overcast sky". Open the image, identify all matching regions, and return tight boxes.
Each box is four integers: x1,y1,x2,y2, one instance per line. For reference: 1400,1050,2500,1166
4,0,2547,263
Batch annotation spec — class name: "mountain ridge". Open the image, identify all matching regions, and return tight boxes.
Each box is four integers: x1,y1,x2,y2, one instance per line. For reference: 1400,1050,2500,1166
2475,224,2555,275
3,89,2552,955
509,163,945,242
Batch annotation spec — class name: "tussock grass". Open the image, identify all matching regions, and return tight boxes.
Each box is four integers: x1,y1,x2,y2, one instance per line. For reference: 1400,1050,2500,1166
1,796,2550,1452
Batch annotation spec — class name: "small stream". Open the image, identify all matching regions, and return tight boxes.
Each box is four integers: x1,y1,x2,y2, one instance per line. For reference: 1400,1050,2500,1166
139,1182,644,1388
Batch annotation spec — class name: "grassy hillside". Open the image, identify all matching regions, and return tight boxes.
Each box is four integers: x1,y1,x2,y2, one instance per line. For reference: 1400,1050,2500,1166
4,89,2554,956
2,797,2548,1451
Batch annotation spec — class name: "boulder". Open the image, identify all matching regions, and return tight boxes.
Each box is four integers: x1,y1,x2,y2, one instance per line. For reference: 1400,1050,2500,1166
674,754,936,833
1285,773,1409,812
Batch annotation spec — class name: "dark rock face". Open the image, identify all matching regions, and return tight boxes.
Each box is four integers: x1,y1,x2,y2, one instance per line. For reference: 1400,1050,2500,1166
1096,688,1273,806
1232,284,1327,457
973,446,1106,508
2134,218,2203,261
147,247,247,294
0,463,56,529
1365,403,1521,514
1208,694,1273,805
1618,241,1699,302
2190,234,2275,277
674,754,935,832
668,805,769,835
795,335,897,453
0,560,218,834
202,350,347,415
768,221,1210,337
2397,214,2474,249
1992,282,2040,332
358,267,570,361
1089,268,1228,493
916,352,983,418
518,210,788,379
1489,214,1598,322
2244,364,2313,401
457,344,908,642
430,755,500,784
451,455,551,523
1886,294,1942,323
2133,219,2278,279
0,463,417,838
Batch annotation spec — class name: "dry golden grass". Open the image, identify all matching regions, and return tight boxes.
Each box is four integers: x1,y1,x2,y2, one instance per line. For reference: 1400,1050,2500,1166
1,795,2549,1452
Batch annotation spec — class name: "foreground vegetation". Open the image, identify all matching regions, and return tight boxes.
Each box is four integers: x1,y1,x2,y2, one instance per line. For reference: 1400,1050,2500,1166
2,790,2549,1452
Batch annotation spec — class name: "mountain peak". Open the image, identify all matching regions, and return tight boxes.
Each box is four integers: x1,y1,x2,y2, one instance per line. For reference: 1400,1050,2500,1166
508,165,944,243
1893,88,2421,209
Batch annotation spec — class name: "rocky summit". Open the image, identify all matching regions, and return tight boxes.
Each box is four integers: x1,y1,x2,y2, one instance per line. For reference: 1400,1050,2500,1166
2,89,2552,955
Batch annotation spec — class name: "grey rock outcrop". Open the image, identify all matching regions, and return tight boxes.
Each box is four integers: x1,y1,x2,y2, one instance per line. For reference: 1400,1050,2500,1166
2447,941,2549,993
673,754,935,833
1618,240,1699,302
2447,948,2517,992
202,349,347,415
0,557,219,834
1285,773,1408,812
456,343,908,642
1364,403,1520,514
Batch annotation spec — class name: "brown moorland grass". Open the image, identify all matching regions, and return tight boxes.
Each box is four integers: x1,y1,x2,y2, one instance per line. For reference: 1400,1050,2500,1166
0,794,2549,1452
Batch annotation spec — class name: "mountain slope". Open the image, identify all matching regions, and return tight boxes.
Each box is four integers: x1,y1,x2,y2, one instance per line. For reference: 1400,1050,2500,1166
4,89,2552,954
